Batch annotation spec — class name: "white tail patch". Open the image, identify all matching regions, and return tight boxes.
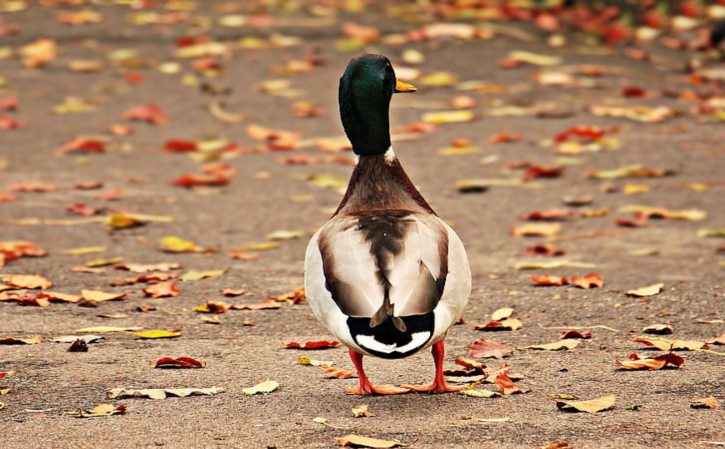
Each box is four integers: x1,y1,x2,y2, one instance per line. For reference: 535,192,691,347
356,331,430,354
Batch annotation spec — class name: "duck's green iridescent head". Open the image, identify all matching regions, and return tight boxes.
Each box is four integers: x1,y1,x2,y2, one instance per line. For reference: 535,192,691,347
339,54,416,157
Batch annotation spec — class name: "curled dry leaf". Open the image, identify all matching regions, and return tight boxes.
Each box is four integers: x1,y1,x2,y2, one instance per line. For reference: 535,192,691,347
230,299,280,311
493,364,528,395
68,403,126,418
336,434,406,449
615,352,684,370
142,281,179,298
153,357,205,369
474,318,523,331
81,290,127,302
491,307,514,321
690,397,720,409
633,336,706,351
2,274,52,289
570,273,604,289
351,404,374,418
556,395,616,414
468,339,512,359
559,330,592,339
321,366,356,379
180,270,225,282
122,103,167,125
626,283,664,297
531,275,568,286
525,339,579,351
107,387,224,400
242,380,279,395
284,340,340,350
159,236,204,253
0,335,42,345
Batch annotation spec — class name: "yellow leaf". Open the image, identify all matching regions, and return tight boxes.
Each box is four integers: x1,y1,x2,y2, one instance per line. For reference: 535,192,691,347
524,339,579,351
336,434,407,448
266,230,304,241
422,110,475,124
180,269,225,282
81,289,126,302
633,336,706,351
508,50,562,66
239,241,281,251
626,283,664,297
556,395,616,414
242,380,279,395
106,387,224,400
419,71,458,87
131,329,181,339
491,307,514,321
351,404,374,417
63,246,105,256
460,389,498,398
159,236,203,253
307,174,347,189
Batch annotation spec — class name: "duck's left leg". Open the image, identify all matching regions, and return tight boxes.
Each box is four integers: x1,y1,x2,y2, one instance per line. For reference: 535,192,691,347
401,340,467,394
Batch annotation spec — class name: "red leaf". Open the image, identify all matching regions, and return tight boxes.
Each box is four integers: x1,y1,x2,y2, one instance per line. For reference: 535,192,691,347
283,340,340,350
122,103,167,125
616,213,648,227
0,97,18,111
520,209,573,221
523,244,565,257
523,165,564,180
164,139,198,153
58,136,107,154
66,203,102,216
0,115,21,130
493,364,527,395
467,338,512,359
559,330,592,339
153,357,205,369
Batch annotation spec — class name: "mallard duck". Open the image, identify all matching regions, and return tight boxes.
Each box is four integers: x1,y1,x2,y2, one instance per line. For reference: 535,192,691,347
304,54,471,395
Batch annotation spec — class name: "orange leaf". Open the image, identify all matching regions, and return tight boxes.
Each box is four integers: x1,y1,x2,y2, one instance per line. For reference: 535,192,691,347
230,299,280,311
615,352,684,370
321,366,357,379
531,275,568,286
80,290,127,302
2,274,52,289
122,104,167,125
493,364,528,395
142,281,180,298
570,273,604,289
284,340,340,350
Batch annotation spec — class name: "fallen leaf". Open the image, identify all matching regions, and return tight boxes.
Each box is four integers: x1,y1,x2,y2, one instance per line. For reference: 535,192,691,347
459,389,498,398
643,324,673,335
539,441,574,449
68,339,88,352
351,404,374,417
242,380,279,395
468,339,512,359
68,403,126,418
587,164,674,180
159,236,204,253
49,335,104,344
114,262,181,273
615,352,684,370
632,336,706,351
491,307,514,321
475,318,523,331
336,434,406,448
525,339,579,351
142,281,179,298
81,290,127,302
493,364,528,395
230,299,280,310
559,330,592,339
0,335,42,345
131,329,182,339
690,397,720,409
2,274,52,289
180,269,225,282
194,301,230,313
531,275,569,286
321,366,357,379
626,283,664,297
153,357,205,369
512,223,562,237
106,387,223,400
284,340,340,350
422,110,475,124
556,395,616,414
122,103,167,125
570,273,604,289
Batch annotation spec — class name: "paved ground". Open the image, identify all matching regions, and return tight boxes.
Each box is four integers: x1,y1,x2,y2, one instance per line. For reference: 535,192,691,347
1,2,723,449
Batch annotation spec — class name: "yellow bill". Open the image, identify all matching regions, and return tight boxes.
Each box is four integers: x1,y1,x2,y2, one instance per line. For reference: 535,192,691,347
394,79,417,93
